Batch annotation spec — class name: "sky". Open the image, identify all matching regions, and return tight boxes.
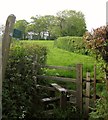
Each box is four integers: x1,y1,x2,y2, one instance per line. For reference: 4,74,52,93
0,0,108,31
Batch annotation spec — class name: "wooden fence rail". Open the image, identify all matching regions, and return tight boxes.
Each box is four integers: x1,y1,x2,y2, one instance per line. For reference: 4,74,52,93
36,64,83,113
35,63,99,119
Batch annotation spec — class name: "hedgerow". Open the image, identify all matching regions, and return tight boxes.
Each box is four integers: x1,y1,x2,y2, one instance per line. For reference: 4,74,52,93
2,41,47,119
83,25,108,120
54,36,89,55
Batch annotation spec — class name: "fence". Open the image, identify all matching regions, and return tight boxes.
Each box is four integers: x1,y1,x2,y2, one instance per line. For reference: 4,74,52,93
35,63,98,119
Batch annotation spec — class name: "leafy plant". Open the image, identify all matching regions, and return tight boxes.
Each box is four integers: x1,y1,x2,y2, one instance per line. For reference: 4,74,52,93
2,41,47,119
83,26,108,63
89,91,108,120
83,25,108,90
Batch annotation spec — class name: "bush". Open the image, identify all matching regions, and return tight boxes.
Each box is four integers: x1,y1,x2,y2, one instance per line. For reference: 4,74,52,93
2,41,47,119
89,91,108,120
54,36,89,55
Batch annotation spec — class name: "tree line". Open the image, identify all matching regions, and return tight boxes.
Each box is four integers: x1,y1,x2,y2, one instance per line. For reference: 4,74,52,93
14,10,87,40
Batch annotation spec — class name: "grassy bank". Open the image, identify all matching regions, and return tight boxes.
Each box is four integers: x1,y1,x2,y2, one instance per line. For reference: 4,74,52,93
20,40,101,78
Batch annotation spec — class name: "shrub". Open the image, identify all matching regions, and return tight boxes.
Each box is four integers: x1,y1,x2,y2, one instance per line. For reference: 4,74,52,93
83,25,108,90
89,91,108,120
54,36,89,55
2,41,47,119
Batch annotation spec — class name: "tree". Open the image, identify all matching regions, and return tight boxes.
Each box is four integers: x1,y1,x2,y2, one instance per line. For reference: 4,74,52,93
56,10,87,36
29,15,59,40
25,10,87,39
14,20,28,39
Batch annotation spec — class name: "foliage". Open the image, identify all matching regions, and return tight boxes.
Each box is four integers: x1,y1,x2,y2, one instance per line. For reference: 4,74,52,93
15,10,86,40
52,106,83,120
54,36,89,55
56,10,86,37
83,25,108,63
2,41,47,119
32,40,99,78
89,91,108,120
83,25,108,90
83,26,108,119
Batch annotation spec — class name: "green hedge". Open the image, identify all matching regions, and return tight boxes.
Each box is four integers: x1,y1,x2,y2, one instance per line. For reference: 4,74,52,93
2,41,47,119
54,36,89,55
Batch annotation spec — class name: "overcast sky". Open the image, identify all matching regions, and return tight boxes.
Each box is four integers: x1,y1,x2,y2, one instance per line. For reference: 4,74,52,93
0,0,108,31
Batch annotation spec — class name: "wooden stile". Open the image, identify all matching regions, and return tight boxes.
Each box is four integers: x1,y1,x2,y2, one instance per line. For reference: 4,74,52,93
37,63,98,118
51,83,67,109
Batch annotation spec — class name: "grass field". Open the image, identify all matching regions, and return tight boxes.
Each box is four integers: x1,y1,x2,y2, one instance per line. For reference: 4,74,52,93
21,40,102,78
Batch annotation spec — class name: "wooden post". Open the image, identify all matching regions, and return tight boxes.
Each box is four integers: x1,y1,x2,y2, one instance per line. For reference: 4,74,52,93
60,91,67,109
94,65,96,103
2,14,16,80
76,64,83,113
1,14,15,119
85,72,90,119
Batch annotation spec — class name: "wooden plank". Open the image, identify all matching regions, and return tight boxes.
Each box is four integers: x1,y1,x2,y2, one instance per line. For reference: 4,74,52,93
2,14,16,80
37,75,76,83
51,83,67,92
76,64,83,113
60,91,67,109
36,84,55,91
37,64,75,71
85,72,90,119
41,97,60,103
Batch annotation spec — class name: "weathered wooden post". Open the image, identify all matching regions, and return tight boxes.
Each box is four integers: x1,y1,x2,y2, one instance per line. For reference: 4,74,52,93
1,14,15,119
76,64,83,113
85,72,90,119
60,90,67,109
2,14,16,80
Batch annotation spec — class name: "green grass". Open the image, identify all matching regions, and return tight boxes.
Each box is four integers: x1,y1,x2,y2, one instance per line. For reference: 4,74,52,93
20,40,103,92
20,40,102,78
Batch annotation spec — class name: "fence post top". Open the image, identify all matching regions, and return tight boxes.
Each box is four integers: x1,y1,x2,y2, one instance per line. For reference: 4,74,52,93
6,14,16,24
